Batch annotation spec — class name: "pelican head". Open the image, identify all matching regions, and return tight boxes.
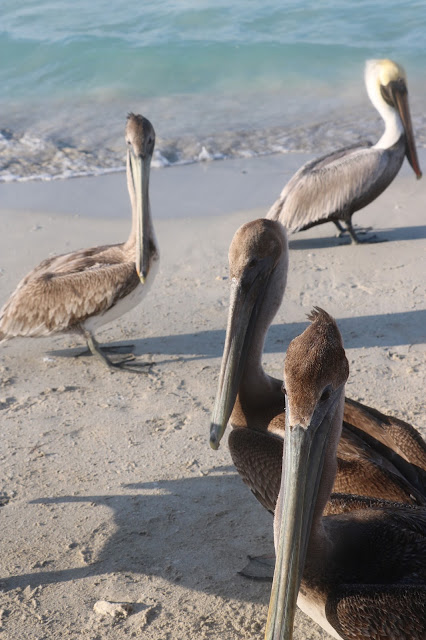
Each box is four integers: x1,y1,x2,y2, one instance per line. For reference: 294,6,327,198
125,113,156,283
209,219,288,450
265,308,348,640
365,59,422,178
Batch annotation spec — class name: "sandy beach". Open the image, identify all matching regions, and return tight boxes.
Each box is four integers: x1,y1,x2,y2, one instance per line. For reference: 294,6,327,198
0,152,425,639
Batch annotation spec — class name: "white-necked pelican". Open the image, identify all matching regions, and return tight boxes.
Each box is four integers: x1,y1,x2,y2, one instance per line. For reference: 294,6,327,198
265,308,426,640
267,59,422,244
0,114,159,371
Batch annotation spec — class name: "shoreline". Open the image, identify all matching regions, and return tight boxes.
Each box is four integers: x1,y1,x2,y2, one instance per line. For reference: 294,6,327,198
1,81,426,185
0,153,312,220
1,148,426,221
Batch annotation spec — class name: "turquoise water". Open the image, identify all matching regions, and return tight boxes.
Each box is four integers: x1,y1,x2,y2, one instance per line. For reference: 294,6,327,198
1,1,426,180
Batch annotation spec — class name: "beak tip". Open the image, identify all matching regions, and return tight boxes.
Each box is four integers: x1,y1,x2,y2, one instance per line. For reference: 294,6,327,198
209,438,220,451
209,426,221,450
136,268,147,284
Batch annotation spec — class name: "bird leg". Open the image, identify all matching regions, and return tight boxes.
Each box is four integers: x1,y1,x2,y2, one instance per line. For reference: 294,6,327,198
334,220,373,239
333,221,346,236
84,343,138,355
346,220,363,244
82,330,152,373
344,220,380,244
239,555,275,581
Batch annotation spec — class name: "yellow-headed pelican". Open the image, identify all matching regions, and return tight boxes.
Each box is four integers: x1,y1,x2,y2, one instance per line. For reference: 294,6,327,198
267,59,422,244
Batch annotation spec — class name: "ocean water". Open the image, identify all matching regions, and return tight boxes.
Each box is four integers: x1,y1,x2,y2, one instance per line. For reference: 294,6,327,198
1,0,426,181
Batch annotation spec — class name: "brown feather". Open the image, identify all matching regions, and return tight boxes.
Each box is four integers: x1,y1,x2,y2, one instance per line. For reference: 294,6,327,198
216,222,426,519
0,114,159,352
282,309,426,639
0,245,139,338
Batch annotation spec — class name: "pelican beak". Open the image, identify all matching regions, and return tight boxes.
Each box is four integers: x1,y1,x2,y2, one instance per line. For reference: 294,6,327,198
389,80,422,179
209,257,274,450
130,152,151,283
264,390,343,640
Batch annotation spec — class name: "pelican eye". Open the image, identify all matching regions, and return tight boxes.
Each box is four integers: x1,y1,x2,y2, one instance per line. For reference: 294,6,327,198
320,387,332,403
380,84,394,107
248,258,258,268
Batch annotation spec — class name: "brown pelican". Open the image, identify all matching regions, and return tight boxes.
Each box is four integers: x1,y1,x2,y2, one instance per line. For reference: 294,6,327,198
210,219,426,508
267,59,422,244
0,114,159,371
265,308,426,640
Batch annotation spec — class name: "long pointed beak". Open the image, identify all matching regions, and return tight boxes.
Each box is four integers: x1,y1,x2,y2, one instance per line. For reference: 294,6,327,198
393,84,422,179
264,394,340,640
209,260,273,450
131,153,151,283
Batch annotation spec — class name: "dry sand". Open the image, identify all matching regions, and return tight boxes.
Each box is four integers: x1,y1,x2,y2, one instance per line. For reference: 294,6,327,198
0,153,425,639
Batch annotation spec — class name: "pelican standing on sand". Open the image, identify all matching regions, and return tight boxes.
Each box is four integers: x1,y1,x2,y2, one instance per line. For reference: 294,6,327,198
265,308,426,640
0,114,159,371
267,59,422,244
210,219,426,510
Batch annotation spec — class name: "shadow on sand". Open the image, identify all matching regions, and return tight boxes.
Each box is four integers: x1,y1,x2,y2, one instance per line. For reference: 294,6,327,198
2,467,273,604
53,308,426,365
288,224,426,250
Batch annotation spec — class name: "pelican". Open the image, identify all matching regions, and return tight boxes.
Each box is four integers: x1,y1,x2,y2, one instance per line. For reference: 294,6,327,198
265,308,426,640
210,219,426,509
267,59,422,244
0,114,159,371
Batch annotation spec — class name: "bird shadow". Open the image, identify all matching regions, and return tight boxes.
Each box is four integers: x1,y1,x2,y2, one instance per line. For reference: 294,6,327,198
288,225,426,250
51,308,426,364
1,468,273,604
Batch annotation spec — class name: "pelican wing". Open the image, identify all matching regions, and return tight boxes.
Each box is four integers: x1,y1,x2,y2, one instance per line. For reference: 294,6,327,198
266,142,402,232
229,427,283,514
325,505,426,638
344,397,426,471
0,251,139,339
333,430,425,505
228,420,425,516
325,493,421,516
326,585,426,639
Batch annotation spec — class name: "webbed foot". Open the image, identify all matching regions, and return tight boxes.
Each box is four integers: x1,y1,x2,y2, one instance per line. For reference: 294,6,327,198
238,554,275,581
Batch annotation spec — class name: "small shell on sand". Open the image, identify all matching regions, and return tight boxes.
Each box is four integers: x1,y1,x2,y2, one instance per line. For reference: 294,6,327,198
93,601,133,619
